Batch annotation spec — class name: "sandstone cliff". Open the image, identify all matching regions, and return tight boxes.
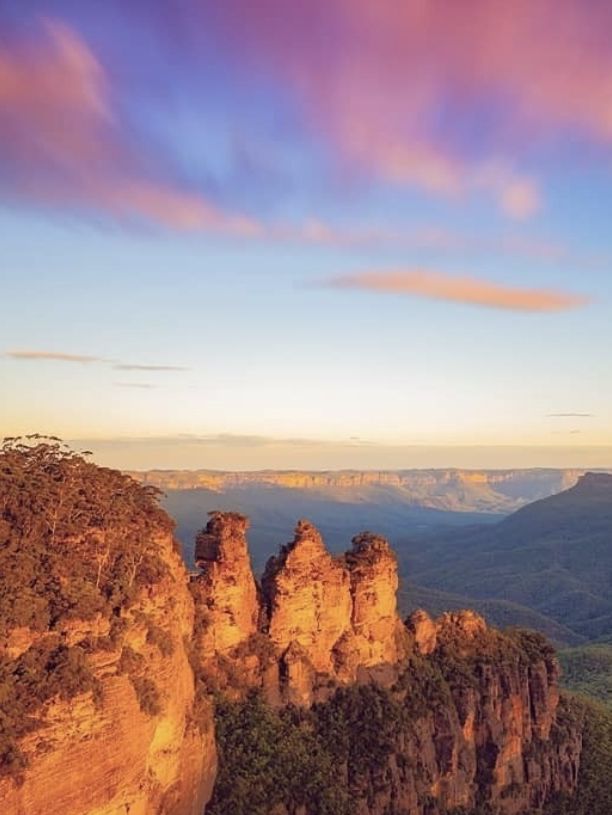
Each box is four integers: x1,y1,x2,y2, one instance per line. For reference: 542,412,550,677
0,439,217,815
192,514,410,704
0,529,216,815
131,467,587,514
0,441,585,815
207,606,582,815
191,511,259,656
387,610,580,815
195,514,582,815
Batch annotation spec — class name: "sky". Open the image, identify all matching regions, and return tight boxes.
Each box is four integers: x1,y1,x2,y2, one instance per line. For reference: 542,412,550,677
1,0,611,470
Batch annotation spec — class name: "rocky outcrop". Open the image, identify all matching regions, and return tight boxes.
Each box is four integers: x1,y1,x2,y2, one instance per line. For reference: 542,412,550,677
0,484,584,815
347,610,581,815
193,517,583,815
0,529,216,815
343,532,410,670
263,520,352,674
192,515,410,703
191,512,259,656
406,607,439,655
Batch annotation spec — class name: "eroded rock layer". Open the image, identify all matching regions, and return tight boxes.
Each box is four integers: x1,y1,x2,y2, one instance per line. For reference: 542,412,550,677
193,514,410,704
191,511,259,656
1,484,584,815
0,531,216,815
194,516,582,815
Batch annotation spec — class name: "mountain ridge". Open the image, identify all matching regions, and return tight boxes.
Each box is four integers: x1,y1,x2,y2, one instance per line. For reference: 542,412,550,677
402,472,612,643
129,467,591,514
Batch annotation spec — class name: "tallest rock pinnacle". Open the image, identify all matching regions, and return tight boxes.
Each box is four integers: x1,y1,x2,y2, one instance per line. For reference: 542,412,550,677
192,511,259,655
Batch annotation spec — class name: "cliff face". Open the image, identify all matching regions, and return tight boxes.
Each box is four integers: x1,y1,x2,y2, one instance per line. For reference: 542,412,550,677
0,440,584,815
207,605,582,815
373,610,582,815
192,514,409,705
195,515,582,815
0,530,216,815
132,467,587,513
344,532,409,670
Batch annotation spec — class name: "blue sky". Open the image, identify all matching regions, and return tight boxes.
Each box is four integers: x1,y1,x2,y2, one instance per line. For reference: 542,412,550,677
1,1,611,468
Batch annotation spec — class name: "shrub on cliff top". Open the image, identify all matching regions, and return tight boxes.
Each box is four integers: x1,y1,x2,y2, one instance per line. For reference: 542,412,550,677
0,437,173,779
0,435,171,636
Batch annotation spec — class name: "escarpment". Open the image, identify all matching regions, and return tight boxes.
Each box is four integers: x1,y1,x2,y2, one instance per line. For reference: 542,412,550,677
196,513,583,815
209,605,582,815
0,528,216,815
0,442,585,815
0,439,216,815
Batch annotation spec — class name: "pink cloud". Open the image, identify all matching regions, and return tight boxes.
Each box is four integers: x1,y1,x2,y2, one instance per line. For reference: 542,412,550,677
0,20,259,235
0,19,111,170
6,350,104,363
214,0,612,217
498,180,541,221
326,269,590,312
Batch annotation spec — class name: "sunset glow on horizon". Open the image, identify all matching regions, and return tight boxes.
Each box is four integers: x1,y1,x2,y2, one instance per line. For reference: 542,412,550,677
1,1,611,469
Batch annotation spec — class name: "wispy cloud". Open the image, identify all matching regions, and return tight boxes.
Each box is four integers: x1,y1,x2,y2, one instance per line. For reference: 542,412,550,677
114,382,157,390
76,433,372,450
324,269,590,312
0,20,261,235
113,363,189,372
220,0,612,215
3,18,611,259
547,413,594,418
5,350,104,363
5,349,187,370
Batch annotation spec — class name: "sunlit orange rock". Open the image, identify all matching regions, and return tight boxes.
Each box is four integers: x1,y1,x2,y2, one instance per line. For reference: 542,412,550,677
406,608,438,655
262,519,352,675
0,530,216,815
344,532,411,668
192,512,259,656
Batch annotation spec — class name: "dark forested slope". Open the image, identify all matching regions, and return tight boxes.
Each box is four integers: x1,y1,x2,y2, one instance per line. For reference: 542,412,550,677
401,473,612,642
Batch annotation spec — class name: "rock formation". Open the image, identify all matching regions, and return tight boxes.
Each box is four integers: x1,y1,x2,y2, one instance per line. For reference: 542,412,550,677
340,611,581,815
263,519,353,674
343,532,410,669
131,467,586,513
195,519,582,815
0,529,216,815
0,452,585,815
191,514,410,703
191,511,259,656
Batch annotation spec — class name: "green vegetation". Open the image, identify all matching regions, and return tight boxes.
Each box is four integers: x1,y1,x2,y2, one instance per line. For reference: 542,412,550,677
0,437,172,779
401,474,612,644
545,695,612,815
403,584,584,648
146,621,175,657
558,644,612,708
0,436,170,635
208,630,554,815
130,675,163,716
0,639,101,780
207,693,349,815
116,644,164,716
